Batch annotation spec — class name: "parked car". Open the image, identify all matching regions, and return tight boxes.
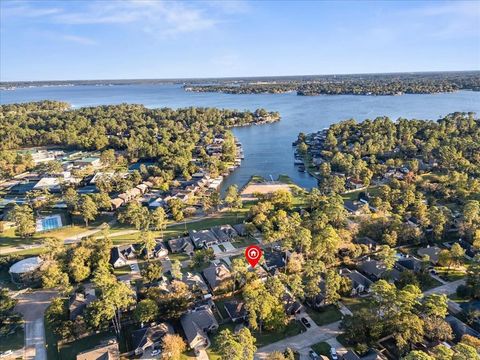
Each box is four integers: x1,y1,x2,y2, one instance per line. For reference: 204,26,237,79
301,317,311,328
0,351,13,358
130,264,136,271
309,350,319,360
330,347,338,360
151,349,161,356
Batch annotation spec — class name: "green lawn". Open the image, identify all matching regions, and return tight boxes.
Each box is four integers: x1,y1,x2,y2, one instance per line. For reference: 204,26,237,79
58,331,117,360
341,297,371,313
311,341,331,356
434,266,466,282
306,305,343,326
253,321,304,347
0,326,24,352
206,320,304,358
113,265,131,276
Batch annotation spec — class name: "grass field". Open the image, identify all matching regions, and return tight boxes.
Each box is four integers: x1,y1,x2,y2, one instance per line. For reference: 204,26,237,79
311,341,331,356
0,326,24,352
306,305,343,326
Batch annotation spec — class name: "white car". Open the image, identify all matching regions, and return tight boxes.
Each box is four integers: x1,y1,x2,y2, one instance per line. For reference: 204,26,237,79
330,347,338,360
1,351,13,358
130,264,136,271
151,349,161,356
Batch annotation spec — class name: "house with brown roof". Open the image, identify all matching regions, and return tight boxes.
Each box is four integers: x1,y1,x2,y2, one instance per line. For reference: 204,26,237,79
76,339,119,360
202,263,232,294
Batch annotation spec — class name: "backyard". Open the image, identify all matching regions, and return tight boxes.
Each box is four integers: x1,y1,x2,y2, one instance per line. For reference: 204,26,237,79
306,305,343,326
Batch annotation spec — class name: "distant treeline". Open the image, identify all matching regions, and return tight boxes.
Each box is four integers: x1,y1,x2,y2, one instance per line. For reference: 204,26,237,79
184,71,480,96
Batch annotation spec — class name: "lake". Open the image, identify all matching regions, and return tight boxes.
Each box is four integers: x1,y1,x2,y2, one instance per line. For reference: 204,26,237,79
1,85,479,191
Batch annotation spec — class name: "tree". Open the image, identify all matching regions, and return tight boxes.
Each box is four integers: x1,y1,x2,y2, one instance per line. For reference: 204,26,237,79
422,294,448,318
120,201,150,230
379,245,397,270
161,333,186,360
324,269,342,305
430,345,454,360
147,280,194,319
151,207,167,233
41,261,71,293
141,262,163,283
465,256,480,299
0,289,21,336
460,334,480,351
63,187,79,213
170,259,182,280
168,198,185,221
403,351,434,360
423,316,452,342
88,269,135,334
450,243,466,267
266,352,287,360
43,237,65,260
217,328,256,360
8,204,35,237
452,343,479,360
80,195,98,226
225,184,242,208
134,299,158,324
428,206,448,240
139,231,156,259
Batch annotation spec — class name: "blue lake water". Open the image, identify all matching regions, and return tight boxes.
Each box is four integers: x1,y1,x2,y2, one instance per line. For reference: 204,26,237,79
2,85,479,191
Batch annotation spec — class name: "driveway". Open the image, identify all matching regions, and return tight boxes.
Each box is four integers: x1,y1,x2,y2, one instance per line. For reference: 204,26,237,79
255,321,342,359
14,290,57,360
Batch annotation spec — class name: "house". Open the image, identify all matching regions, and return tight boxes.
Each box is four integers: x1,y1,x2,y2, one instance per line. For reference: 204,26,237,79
282,293,304,315
361,349,388,360
110,198,124,209
224,300,247,322
445,315,480,341
340,268,373,295
69,291,96,320
211,225,238,242
202,263,232,293
396,256,423,273
342,350,361,360
359,259,387,281
143,242,168,259
136,183,149,194
417,246,441,264
180,308,219,352
356,237,379,252
189,229,219,249
344,200,364,215
308,280,327,309
131,323,174,356
76,339,119,360
75,157,101,168
109,245,136,268
232,223,247,237
263,250,286,273
168,237,194,254
182,272,209,295
406,216,421,228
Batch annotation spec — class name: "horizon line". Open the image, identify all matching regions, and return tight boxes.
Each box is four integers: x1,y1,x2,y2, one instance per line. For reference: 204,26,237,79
1,69,480,84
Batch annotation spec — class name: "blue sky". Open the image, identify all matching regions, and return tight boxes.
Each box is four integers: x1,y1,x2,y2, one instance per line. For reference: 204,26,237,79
1,0,479,81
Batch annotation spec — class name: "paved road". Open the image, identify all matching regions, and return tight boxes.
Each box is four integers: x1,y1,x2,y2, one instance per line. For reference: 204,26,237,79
255,321,342,359
14,290,57,360
423,278,465,296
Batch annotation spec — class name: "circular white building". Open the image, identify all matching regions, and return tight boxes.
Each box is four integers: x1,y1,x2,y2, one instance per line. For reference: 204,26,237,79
9,256,44,284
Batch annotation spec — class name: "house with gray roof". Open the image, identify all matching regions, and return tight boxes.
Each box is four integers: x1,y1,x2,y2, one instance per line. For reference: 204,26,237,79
69,291,96,320
202,263,232,294
340,268,373,295
131,323,174,356
182,272,209,295
189,229,219,249
180,308,218,352
232,223,247,236
168,236,194,254
359,259,387,281
224,300,247,322
417,246,441,264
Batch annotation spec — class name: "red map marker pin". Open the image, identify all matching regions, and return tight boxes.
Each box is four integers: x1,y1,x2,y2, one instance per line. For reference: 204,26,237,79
245,245,262,268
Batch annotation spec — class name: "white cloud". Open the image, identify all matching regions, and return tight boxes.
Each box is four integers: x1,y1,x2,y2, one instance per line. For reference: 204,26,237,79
61,34,97,45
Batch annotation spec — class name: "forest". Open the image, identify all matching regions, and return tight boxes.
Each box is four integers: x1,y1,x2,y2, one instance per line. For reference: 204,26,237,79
0,101,279,179
185,71,480,96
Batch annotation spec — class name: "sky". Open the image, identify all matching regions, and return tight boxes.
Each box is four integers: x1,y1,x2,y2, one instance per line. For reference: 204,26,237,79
1,0,479,81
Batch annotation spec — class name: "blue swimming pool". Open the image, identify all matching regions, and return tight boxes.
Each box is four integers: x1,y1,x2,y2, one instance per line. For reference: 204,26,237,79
42,217,60,231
